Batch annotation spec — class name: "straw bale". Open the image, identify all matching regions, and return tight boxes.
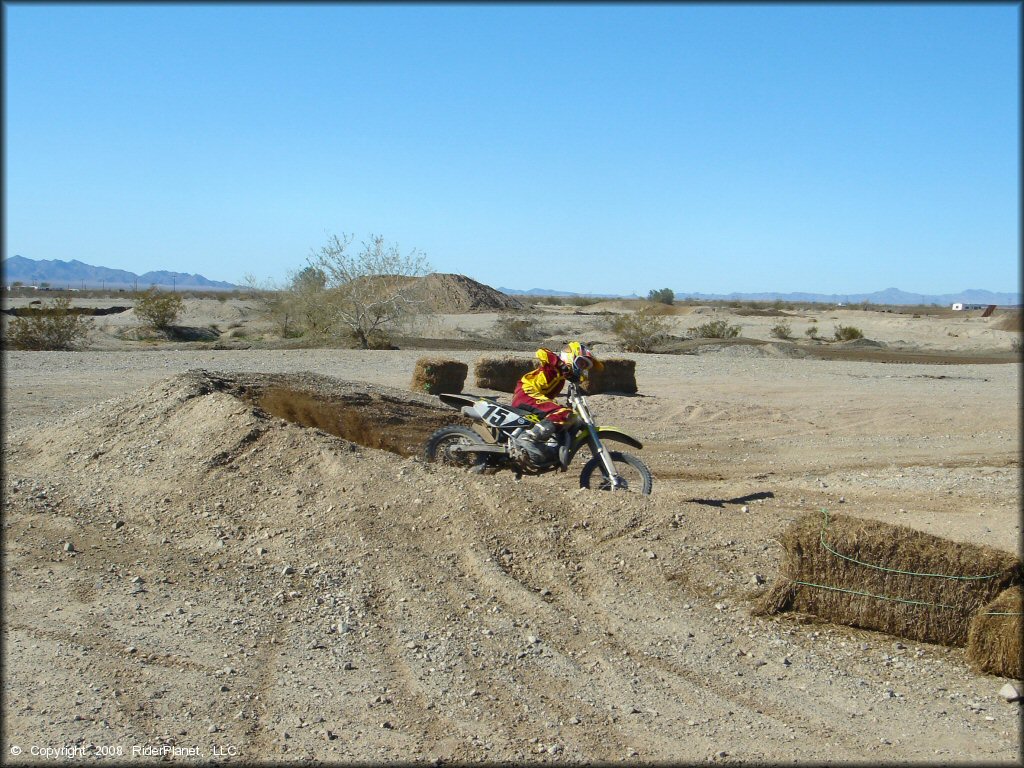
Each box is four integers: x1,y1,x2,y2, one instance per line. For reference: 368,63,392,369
755,511,1021,646
966,586,1023,678
411,357,467,395
474,356,535,392
586,358,637,394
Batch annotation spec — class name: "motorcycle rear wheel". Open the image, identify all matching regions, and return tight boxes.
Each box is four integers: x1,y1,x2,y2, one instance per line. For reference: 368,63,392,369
424,426,489,470
579,451,652,495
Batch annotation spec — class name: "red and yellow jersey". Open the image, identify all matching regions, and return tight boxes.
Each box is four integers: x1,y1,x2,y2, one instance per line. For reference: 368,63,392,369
515,348,568,402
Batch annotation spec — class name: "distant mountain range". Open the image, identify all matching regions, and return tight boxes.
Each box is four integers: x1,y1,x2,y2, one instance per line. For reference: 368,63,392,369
4,256,1018,306
2,256,242,291
502,285,1022,307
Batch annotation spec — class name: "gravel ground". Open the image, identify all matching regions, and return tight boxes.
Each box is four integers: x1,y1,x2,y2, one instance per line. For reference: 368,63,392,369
2,340,1021,764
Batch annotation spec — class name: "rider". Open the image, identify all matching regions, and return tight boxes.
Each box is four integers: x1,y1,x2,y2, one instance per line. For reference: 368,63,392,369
513,341,602,462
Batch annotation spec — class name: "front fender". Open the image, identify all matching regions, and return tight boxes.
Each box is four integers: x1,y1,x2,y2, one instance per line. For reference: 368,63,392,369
592,427,643,450
569,426,644,459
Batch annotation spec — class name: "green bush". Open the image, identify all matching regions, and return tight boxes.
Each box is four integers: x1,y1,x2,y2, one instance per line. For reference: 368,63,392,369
6,296,92,350
689,319,741,339
805,325,819,339
647,288,675,305
833,325,864,341
770,321,794,340
134,288,184,330
610,307,670,352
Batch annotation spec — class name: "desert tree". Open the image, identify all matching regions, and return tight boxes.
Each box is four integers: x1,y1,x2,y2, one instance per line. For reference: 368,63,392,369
647,287,675,305
310,233,432,348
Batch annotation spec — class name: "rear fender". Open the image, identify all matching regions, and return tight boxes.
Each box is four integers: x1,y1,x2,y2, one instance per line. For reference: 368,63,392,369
438,393,484,410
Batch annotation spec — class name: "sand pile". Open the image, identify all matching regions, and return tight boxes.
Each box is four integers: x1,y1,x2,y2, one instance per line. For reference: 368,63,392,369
415,273,524,313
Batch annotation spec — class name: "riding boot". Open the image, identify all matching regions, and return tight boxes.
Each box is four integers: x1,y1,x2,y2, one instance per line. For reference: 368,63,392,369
519,420,556,462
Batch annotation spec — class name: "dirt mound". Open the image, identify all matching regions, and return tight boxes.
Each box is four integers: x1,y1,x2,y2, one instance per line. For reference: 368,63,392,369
416,273,524,313
993,311,1022,332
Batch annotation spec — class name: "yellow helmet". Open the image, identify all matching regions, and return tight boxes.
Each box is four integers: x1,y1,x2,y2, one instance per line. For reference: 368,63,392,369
559,341,599,376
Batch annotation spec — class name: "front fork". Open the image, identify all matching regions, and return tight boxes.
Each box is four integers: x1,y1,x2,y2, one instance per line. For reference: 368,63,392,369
573,395,625,489
586,429,626,488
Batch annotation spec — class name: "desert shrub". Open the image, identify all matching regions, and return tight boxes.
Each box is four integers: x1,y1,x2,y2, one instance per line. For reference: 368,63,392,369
689,319,741,339
805,325,819,339
647,288,675,305
1011,337,1022,354
493,313,538,341
610,307,671,352
5,296,92,350
834,325,864,341
534,295,602,307
134,288,184,330
770,321,794,340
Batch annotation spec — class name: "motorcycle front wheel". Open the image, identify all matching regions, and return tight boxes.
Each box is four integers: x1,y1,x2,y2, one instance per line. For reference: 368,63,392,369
424,426,489,470
579,451,652,495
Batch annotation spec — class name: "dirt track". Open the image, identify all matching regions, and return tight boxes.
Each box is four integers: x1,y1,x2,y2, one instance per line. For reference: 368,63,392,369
2,336,1020,764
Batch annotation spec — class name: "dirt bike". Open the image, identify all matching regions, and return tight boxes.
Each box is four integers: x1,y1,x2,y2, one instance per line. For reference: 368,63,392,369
424,379,652,494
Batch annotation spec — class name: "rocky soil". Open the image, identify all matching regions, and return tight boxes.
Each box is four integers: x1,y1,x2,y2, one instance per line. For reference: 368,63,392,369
2,325,1020,764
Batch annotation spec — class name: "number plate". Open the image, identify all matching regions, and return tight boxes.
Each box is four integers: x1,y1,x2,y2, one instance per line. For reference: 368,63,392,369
473,402,529,428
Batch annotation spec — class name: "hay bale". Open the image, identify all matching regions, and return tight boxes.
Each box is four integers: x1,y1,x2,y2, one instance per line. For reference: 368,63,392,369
586,358,637,394
474,356,535,392
411,357,467,395
755,511,1021,647
966,586,1023,678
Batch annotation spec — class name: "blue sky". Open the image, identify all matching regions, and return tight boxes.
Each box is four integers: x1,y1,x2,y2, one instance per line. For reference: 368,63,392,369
4,3,1019,295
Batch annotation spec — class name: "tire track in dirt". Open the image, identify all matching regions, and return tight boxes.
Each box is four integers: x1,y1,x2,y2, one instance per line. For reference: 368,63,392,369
573,567,876,760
